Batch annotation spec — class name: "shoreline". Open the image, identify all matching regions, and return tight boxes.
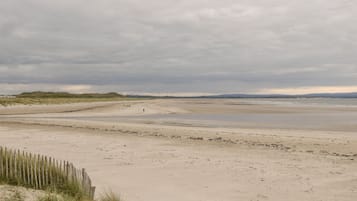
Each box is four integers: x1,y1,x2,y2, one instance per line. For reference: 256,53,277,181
1,117,357,159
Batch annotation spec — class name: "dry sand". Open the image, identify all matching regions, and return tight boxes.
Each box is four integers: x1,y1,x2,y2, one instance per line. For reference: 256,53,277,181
0,99,357,201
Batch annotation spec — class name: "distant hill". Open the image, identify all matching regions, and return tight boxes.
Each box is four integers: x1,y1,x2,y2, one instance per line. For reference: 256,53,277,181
15,91,357,99
16,91,124,98
202,94,293,98
303,92,357,98
202,92,357,99
128,92,357,99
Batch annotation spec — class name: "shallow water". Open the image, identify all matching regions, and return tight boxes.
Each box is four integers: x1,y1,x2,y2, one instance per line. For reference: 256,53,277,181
62,98,357,132
238,98,357,107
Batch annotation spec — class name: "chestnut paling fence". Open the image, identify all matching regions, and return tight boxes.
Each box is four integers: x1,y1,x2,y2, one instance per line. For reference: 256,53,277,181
0,146,95,199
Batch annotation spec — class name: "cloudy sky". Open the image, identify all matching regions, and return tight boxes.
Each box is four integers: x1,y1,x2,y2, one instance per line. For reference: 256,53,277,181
1,0,356,95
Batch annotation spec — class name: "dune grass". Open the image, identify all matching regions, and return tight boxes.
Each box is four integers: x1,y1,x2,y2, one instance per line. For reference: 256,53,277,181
0,97,140,107
37,194,66,201
36,191,121,201
99,191,122,201
0,98,137,107
15,92,124,99
37,193,86,201
3,189,24,201
0,97,114,106
0,91,128,106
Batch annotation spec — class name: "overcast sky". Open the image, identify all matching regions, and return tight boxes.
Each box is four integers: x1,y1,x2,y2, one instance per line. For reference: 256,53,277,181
1,0,357,95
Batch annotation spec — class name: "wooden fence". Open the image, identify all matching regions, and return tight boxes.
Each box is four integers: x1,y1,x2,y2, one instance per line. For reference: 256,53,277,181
0,146,95,199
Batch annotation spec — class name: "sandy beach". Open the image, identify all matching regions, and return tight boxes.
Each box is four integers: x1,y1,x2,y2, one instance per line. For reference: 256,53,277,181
1,99,357,201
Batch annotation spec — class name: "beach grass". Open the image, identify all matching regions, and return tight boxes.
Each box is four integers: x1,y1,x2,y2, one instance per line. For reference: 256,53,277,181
37,193,89,201
37,191,121,201
99,191,122,201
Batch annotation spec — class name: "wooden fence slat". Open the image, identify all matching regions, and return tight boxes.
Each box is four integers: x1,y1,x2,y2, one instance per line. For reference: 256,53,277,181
14,149,18,184
34,154,37,189
0,147,3,178
65,161,69,182
91,186,96,199
41,155,45,189
59,160,63,184
21,151,25,185
9,149,12,179
55,159,59,185
49,157,53,186
5,147,9,178
29,152,32,185
26,152,30,186
82,169,86,194
44,156,48,186
37,154,41,189
17,150,21,184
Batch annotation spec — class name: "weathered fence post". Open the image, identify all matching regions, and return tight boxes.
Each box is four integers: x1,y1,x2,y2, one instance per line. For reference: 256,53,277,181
0,147,3,178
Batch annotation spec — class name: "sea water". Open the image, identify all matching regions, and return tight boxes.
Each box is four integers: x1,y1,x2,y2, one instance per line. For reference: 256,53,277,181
65,98,357,132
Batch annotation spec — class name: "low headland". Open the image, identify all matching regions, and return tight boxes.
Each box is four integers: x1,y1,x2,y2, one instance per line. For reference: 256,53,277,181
0,92,137,107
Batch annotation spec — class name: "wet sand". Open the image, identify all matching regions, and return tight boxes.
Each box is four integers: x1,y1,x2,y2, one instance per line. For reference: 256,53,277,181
1,99,357,201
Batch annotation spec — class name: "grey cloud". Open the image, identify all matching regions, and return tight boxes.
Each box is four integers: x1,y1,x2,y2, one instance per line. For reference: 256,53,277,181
0,0,357,94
